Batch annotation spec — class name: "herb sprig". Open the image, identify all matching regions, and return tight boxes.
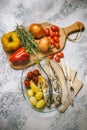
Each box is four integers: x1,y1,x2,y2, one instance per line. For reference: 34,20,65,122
16,25,39,55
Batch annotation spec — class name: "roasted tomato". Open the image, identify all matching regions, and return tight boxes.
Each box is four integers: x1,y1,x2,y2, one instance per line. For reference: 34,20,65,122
33,76,38,84
24,80,30,87
32,69,39,76
27,72,33,79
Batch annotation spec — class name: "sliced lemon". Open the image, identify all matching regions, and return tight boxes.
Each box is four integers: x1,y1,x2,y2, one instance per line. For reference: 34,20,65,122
37,75,47,91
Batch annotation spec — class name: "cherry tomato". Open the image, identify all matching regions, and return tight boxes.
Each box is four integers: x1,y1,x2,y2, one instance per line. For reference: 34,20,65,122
27,72,33,79
55,31,60,37
32,69,39,76
48,54,54,59
50,33,55,38
24,80,30,87
50,38,55,46
51,25,59,32
45,28,50,36
54,36,59,43
55,43,60,49
54,56,60,62
57,52,64,58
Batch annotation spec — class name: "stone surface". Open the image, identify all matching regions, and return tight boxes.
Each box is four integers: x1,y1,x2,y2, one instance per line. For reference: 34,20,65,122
0,0,87,130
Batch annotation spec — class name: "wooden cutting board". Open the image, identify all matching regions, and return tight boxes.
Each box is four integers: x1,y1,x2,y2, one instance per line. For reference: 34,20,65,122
5,21,84,69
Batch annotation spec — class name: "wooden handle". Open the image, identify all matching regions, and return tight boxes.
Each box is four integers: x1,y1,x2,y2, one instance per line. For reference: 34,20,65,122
63,21,85,36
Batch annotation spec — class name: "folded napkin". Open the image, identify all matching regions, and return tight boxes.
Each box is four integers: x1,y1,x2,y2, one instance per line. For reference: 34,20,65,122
44,60,84,112
58,66,83,112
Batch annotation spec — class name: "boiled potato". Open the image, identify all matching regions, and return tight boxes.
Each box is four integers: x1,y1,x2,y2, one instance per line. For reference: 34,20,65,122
29,96,37,106
30,81,39,93
36,99,45,109
35,91,43,100
27,89,34,97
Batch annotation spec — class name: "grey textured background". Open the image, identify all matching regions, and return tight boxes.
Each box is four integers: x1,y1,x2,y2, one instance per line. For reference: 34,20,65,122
0,0,87,130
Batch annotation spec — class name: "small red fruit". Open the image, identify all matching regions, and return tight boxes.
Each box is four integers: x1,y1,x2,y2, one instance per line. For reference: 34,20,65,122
55,43,60,49
55,31,60,37
54,56,60,62
32,69,39,76
54,36,59,43
45,28,50,36
24,80,30,87
51,25,59,32
50,38,55,46
33,76,38,84
27,72,33,79
57,52,64,58
50,33,55,38
48,54,54,59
